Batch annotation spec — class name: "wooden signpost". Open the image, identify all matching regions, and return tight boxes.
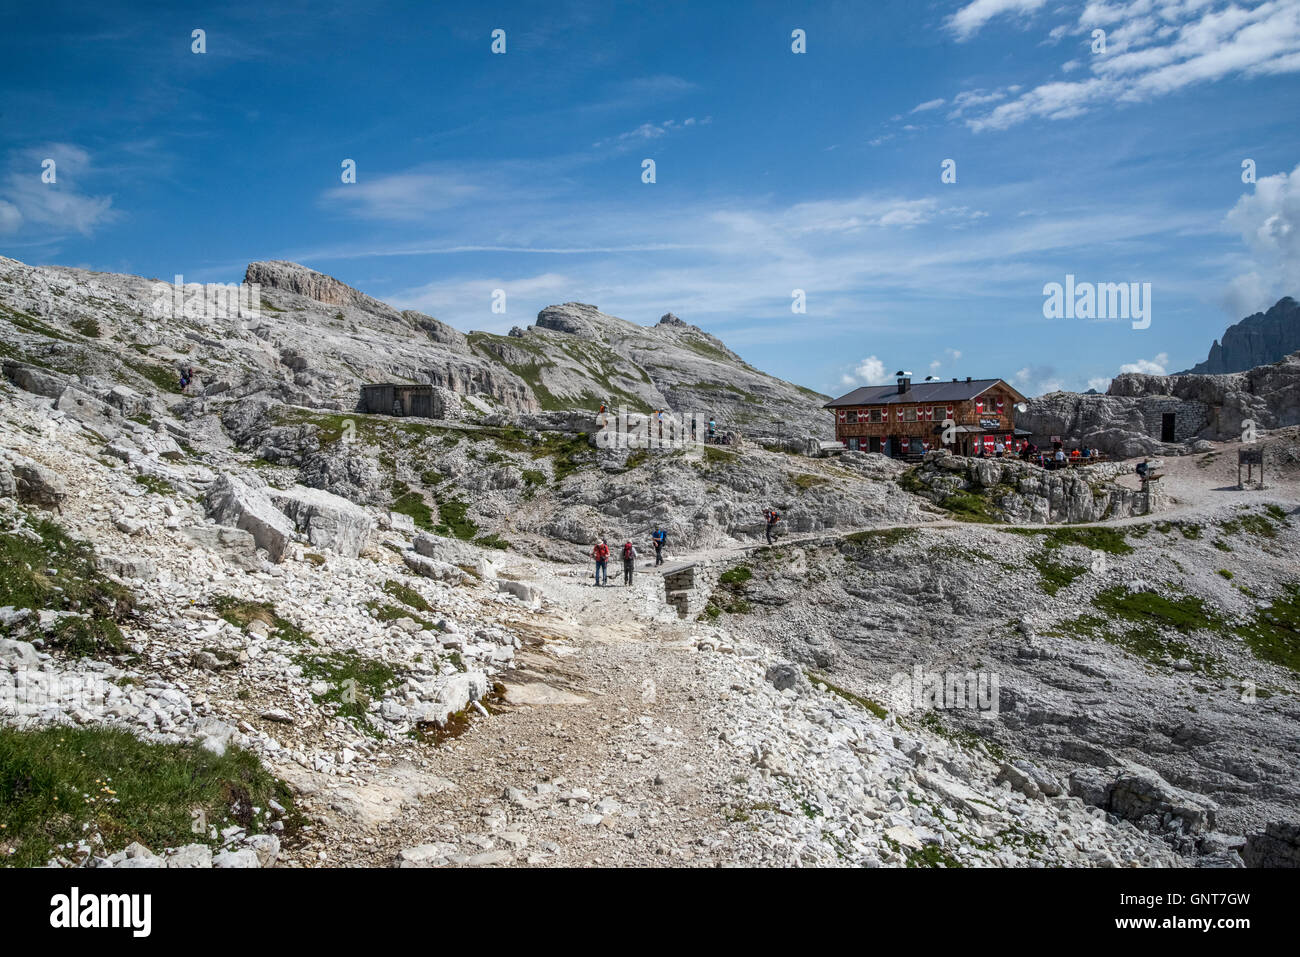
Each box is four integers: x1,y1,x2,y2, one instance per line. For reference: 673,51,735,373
1238,447,1264,489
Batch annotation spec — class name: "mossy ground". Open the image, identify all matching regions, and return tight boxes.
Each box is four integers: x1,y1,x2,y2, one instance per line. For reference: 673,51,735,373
0,725,297,867
1235,584,1300,673
296,651,400,736
211,595,312,644
0,514,135,657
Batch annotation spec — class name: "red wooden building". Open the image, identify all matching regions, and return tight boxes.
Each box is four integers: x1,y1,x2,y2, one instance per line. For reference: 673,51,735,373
824,374,1029,458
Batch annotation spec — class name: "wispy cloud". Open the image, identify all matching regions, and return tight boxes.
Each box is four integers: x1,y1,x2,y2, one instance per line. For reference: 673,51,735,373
956,0,1300,131
0,143,118,237
946,0,1049,41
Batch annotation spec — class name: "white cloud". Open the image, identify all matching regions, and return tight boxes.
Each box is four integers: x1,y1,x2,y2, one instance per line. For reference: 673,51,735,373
946,0,1048,41
0,143,118,236
953,0,1300,131
1119,352,1170,374
591,116,711,150
1087,376,1112,391
911,98,946,112
842,356,888,386
321,169,483,221
1223,162,1300,313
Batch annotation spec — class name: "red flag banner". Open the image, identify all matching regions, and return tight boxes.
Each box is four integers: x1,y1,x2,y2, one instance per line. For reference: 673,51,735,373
901,437,910,451
946,405,954,418
838,409,846,422
976,399,984,415
997,398,1004,414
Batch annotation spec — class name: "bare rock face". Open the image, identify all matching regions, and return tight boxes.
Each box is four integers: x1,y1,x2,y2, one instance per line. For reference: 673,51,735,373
1185,296,1300,375
1022,350,1300,455
7,454,67,510
204,472,295,562
267,484,374,558
245,261,397,317
1242,821,1300,867
910,451,1148,524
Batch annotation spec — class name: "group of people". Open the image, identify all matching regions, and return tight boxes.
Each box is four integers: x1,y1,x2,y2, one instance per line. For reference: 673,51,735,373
588,512,782,586
980,439,1102,470
589,525,669,586
178,366,197,393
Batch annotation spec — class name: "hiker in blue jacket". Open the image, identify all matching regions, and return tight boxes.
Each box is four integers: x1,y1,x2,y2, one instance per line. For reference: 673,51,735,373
652,526,667,566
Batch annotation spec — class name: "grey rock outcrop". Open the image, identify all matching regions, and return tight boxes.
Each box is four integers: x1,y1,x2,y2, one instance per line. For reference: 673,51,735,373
1022,349,1300,455
267,484,373,558
204,473,295,562
908,451,1150,523
9,455,67,510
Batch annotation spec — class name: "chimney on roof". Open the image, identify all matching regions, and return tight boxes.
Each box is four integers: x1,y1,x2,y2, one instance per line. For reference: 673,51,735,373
952,377,958,383
966,376,972,383
897,375,911,394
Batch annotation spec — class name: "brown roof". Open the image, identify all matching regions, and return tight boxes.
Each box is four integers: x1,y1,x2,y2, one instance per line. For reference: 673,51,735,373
824,378,1026,408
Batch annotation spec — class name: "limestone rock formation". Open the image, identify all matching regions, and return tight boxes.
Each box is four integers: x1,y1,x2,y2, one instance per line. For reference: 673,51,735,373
1022,350,1300,456
1184,296,1300,374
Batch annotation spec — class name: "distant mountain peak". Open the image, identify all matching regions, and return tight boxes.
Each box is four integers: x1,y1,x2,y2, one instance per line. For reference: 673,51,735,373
1183,296,1300,374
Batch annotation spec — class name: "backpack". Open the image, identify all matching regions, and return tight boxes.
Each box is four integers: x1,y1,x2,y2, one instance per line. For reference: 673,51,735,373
622,542,635,560
594,543,608,560
768,510,779,524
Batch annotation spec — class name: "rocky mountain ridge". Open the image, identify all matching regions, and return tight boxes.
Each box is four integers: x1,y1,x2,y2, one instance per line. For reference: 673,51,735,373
1184,297,1300,375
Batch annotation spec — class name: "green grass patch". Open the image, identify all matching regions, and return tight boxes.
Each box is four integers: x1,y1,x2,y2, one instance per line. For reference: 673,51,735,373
123,359,182,395
473,534,510,550
70,317,102,338
1234,584,1300,673
1029,552,1089,596
844,526,919,549
380,579,431,613
133,473,176,496
791,472,829,491
210,595,312,644
701,446,738,466
365,601,436,631
390,482,434,532
296,651,400,734
0,725,295,867
1219,508,1286,539
434,498,478,540
809,673,888,719
1006,525,1134,555
719,565,753,587
0,515,135,658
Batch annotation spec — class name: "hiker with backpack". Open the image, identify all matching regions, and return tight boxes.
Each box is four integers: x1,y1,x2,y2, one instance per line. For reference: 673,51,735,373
651,526,667,566
591,538,609,586
765,508,780,544
621,540,637,586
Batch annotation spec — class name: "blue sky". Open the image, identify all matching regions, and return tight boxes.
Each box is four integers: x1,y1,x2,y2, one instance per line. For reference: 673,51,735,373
2,0,1299,396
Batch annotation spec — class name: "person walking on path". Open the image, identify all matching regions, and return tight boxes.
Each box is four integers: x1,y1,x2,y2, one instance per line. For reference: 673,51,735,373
591,539,609,586
621,540,637,586
651,526,667,566
764,508,780,545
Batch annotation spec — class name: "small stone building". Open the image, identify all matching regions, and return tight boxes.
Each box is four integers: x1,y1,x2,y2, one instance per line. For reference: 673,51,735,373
359,383,454,419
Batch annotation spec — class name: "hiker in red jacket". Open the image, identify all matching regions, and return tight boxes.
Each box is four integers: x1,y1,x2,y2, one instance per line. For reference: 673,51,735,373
765,508,780,545
621,540,637,586
591,539,609,586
